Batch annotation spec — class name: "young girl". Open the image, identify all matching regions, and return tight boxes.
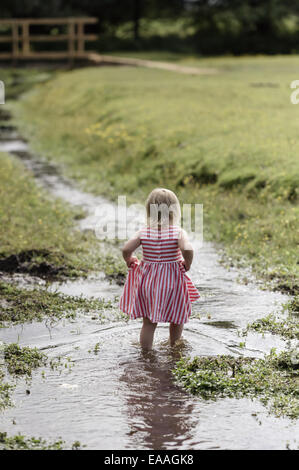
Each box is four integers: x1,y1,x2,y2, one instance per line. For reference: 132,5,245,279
119,188,200,350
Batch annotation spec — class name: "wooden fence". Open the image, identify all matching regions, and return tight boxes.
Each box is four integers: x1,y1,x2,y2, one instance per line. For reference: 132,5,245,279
0,17,98,62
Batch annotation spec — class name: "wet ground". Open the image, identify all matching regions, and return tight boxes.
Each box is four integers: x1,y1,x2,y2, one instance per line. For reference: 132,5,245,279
0,121,298,450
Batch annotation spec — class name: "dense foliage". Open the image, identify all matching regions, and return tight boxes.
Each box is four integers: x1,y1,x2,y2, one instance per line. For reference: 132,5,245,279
1,1,299,54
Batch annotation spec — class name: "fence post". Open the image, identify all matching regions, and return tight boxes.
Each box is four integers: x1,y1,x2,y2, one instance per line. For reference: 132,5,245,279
68,19,75,67
12,22,19,64
22,21,30,56
77,21,85,56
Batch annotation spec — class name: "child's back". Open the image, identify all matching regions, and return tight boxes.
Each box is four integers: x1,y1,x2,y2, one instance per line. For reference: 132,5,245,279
119,188,200,349
141,225,182,263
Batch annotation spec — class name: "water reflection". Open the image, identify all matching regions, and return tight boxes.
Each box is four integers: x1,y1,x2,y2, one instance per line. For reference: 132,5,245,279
119,342,198,450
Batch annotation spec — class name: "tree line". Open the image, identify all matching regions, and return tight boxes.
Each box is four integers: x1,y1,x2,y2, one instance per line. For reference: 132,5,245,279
1,0,299,55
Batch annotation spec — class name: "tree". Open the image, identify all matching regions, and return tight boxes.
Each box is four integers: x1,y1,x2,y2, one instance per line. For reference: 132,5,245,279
0,1,187,39
190,0,299,35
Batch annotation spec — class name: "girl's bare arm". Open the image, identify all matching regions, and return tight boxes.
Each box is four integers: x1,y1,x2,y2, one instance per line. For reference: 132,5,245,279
178,229,194,271
122,231,141,267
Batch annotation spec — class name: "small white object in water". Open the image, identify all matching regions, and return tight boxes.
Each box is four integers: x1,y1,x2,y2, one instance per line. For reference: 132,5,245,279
60,383,78,390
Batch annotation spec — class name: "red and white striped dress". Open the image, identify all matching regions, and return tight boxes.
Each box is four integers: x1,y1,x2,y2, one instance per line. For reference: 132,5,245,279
119,225,200,324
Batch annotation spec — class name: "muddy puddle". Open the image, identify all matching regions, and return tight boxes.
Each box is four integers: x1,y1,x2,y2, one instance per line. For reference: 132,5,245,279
0,124,298,449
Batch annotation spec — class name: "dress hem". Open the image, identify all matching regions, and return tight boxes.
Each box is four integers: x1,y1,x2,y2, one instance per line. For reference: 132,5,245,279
120,311,191,325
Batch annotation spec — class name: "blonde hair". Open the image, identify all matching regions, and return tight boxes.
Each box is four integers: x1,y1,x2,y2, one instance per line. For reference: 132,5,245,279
145,188,181,228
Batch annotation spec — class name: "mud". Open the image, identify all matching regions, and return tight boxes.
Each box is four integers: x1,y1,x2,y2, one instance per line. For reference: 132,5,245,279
0,250,69,279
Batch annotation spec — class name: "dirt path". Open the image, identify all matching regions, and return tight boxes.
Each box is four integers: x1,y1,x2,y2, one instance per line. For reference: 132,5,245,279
87,53,218,76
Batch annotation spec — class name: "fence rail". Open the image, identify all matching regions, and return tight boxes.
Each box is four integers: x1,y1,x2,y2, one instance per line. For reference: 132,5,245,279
0,17,98,61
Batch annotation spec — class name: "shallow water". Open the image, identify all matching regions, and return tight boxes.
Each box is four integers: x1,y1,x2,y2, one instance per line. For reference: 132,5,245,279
1,319,297,450
0,130,298,450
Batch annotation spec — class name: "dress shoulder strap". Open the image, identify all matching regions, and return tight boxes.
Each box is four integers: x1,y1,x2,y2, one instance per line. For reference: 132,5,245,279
140,225,181,240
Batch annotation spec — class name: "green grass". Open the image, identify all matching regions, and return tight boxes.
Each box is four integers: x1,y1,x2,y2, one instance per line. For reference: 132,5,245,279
0,67,55,101
10,57,298,294
1,342,73,380
0,369,14,411
98,252,127,284
0,342,62,410
243,312,299,340
173,349,299,419
0,432,83,450
0,281,113,326
242,295,299,340
0,151,105,279
3,343,48,379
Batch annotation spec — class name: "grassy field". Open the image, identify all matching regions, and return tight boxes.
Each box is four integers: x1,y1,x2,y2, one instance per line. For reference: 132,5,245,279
10,56,298,295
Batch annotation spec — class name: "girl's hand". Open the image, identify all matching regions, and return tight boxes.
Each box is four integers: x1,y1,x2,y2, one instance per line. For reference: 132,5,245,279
127,256,138,268
178,229,193,272
182,260,191,272
122,231,141,267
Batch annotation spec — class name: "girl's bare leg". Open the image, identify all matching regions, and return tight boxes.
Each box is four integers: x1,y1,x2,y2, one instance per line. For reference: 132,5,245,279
140,317,157,350
169,323,184,347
